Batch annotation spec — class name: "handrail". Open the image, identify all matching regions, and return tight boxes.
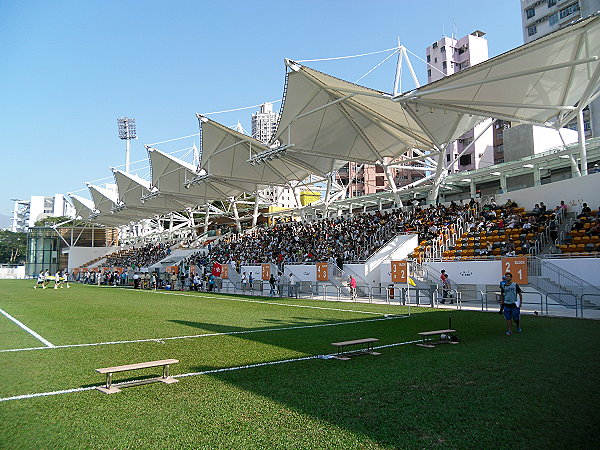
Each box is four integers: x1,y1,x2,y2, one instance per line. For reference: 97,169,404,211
531,256,600,304
544,292,579,318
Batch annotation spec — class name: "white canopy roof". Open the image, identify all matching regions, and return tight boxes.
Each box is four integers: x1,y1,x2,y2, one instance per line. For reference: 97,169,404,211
273,14,600,167
395,14,600,129
112,169,175,216
86,183,147,225
272,60,480,164
69,194,95,220
147,146,243,205
198,115,318,185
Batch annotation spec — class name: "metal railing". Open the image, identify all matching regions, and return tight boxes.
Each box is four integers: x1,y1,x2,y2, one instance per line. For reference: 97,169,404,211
528,256,600,305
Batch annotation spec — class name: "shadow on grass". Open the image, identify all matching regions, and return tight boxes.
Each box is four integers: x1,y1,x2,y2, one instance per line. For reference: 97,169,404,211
170,310,600,447
80,373,160,389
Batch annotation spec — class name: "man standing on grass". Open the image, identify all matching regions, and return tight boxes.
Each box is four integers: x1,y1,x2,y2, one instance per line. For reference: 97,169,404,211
500,272,523,335
288,272,295,297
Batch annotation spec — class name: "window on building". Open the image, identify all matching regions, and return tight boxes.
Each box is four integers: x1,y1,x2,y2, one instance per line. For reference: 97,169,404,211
458,45,467,55
446,154,451,162
496,144,504,153
375,165,384,173
432,42,438,49
376,177,385,186
427,69,431,77
440,46,445,52
459,154,472,166
497,131,503,139
526,7,535,19
548,0,557,7
549,13,559,26
528,25,537,36
560,3,580,19
442,61,447,70
434,57,437,63
427,55,430,62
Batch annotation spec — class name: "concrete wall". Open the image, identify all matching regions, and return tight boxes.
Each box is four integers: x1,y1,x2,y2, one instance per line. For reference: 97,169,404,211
503,125,577,162
496,171,600,212
0,266,26,279
424,260,502,285
542,258,600,287
67,246,120,269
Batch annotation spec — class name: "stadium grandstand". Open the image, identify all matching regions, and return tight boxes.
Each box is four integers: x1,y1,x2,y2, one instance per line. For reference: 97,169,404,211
59,14,600,318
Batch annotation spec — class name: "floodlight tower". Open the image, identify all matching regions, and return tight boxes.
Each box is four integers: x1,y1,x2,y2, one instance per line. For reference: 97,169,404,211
117,117,137,173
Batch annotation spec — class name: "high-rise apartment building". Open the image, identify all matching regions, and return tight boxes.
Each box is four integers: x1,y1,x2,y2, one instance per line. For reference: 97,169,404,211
521,0,600,137
11,194,75,232
251,102,279,144
250,103,297,208
425,31,495,174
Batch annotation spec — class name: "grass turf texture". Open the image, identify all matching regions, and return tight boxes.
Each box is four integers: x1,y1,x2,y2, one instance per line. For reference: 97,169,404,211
0,280,598,448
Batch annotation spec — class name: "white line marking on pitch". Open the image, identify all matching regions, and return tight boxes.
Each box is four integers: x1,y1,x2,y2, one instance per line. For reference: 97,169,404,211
0,308,55,348
0,338,421,402
120,285,392,316
0,315,407,353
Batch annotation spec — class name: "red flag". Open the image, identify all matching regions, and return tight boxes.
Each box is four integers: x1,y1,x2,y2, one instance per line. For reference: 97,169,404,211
212,262,222,277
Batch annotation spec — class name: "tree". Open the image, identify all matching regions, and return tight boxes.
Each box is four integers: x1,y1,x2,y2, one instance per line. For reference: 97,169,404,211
0,231,27,264
33,216,90,227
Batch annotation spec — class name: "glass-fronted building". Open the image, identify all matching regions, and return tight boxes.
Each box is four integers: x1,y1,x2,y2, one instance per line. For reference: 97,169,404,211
26,227,60,277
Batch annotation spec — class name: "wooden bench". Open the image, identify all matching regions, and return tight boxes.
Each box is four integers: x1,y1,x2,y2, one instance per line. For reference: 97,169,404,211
95,359,179,394
331,338,380,360
416,329,458,348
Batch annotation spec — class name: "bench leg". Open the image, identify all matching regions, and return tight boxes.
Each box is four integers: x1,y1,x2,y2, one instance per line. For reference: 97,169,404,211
96,372,121,394
160,364,178,384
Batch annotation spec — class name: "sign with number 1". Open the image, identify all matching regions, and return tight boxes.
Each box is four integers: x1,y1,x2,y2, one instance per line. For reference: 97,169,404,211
501,256,528,284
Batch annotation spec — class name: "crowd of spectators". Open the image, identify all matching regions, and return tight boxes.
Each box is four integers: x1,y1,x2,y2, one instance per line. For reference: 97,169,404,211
192,201,477,267
202,212,395,266
104,241,174,269
95,198,600,274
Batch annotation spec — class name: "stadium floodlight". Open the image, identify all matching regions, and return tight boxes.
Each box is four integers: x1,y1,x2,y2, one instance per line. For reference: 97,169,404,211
117,117,137,174
247,144,293,165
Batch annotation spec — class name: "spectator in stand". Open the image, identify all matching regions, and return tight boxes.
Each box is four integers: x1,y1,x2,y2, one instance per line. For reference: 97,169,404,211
558,200,568,212
587,219,600,237
539,202,547,212
579,203,592,218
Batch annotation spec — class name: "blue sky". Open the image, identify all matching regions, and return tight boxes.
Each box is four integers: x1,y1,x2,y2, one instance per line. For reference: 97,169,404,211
0,0,524,218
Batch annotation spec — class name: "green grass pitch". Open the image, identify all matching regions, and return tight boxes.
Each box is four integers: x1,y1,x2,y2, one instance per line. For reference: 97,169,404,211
0,279,598,448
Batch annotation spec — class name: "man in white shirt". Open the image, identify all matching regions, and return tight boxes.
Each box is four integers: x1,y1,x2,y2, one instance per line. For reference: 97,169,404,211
34,270,45,289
